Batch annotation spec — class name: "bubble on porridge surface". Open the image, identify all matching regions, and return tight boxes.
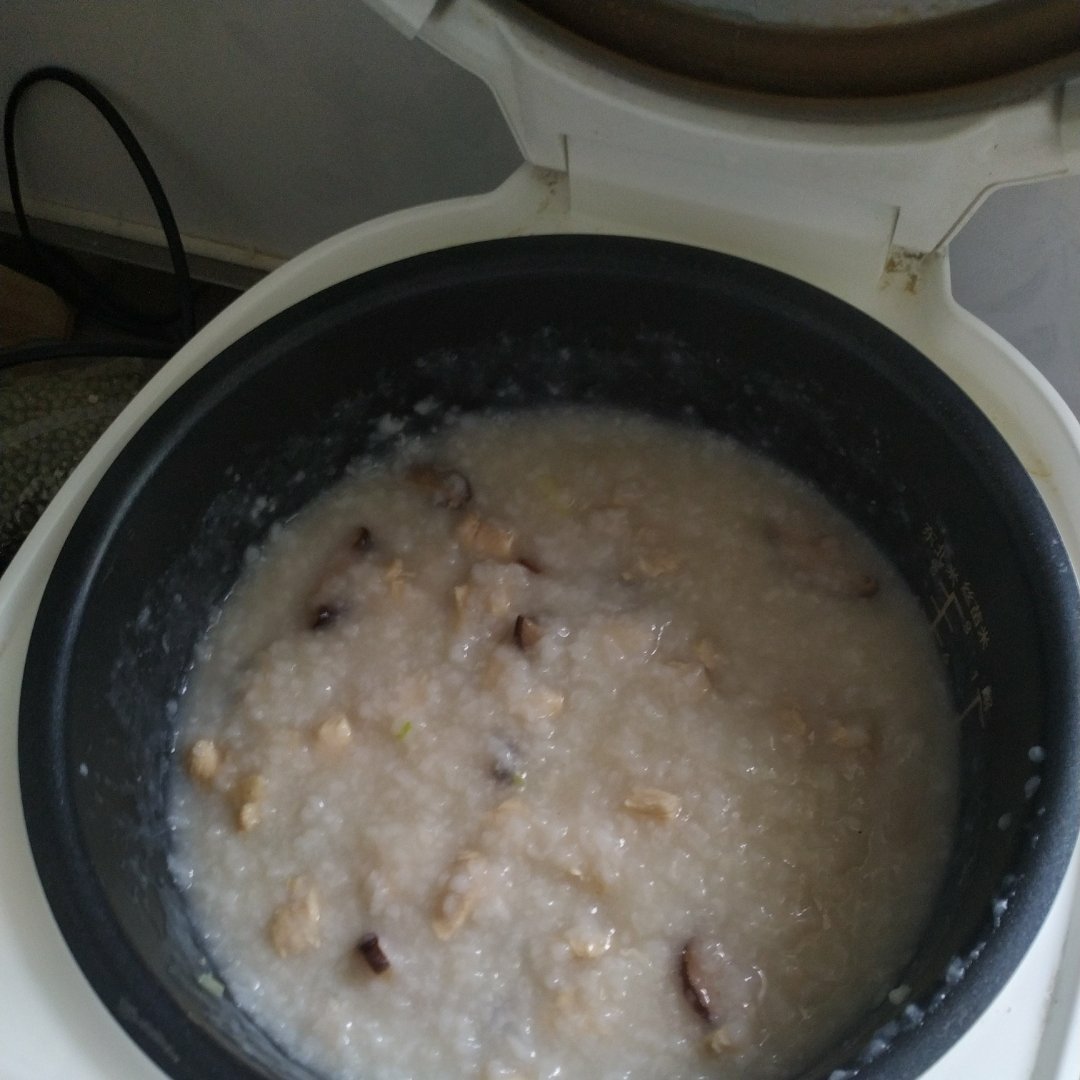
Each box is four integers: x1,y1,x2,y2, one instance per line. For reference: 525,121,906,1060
170,406,959,1080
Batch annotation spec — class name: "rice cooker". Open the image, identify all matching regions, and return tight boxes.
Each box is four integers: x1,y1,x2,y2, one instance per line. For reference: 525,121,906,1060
3,1,1080,1078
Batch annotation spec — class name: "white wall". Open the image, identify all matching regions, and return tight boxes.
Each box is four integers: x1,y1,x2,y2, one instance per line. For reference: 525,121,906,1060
0,1,521,266
950,177,1080,418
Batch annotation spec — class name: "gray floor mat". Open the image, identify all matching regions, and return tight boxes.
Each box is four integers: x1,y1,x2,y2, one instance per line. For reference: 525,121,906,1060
0,357,153,570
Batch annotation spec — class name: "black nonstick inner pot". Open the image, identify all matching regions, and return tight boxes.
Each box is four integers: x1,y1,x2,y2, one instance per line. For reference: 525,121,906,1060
19,235,1080,1080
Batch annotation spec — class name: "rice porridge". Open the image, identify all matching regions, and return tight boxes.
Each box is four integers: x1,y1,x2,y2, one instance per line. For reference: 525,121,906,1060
169,406,958,1080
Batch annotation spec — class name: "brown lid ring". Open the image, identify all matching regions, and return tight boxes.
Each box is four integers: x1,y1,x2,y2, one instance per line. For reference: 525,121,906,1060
514,0,1080,118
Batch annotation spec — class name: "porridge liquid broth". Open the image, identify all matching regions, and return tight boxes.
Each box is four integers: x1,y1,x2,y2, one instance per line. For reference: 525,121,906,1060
169,407,959,1080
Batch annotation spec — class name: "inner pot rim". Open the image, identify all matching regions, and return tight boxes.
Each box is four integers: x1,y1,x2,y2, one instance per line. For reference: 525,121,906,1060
17,233,1080,1080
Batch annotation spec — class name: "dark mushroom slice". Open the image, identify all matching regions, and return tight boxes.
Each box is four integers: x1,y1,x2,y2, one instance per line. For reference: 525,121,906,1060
353,525,374,552
680,940,716,1023
406,464,473,509
356,932,391,974
310,603,342,630
678,938,765,1051
513,614,543,650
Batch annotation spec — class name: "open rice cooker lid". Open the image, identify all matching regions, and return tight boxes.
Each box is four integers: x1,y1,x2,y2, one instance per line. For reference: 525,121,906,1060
367,0,1080,257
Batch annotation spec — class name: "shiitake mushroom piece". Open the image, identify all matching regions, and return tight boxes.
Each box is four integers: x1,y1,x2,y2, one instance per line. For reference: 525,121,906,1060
310,603,342,630
356,932,391,974
513,614,543,650
680,940,716,1022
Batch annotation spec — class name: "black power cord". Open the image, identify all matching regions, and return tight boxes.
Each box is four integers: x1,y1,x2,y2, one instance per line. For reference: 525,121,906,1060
2,65,196,370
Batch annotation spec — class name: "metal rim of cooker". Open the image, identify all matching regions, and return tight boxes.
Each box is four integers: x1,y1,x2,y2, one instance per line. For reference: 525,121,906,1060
510,0,1080,119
